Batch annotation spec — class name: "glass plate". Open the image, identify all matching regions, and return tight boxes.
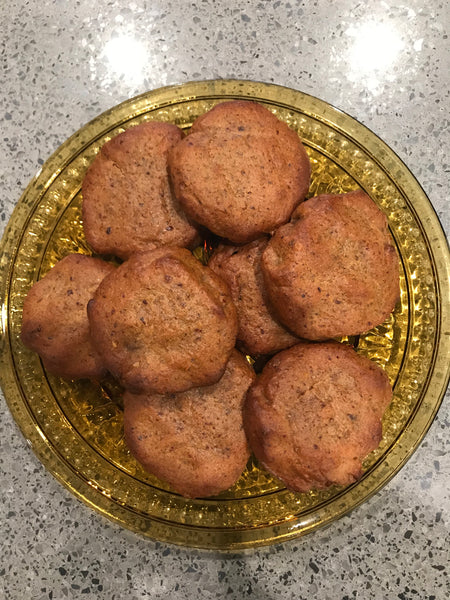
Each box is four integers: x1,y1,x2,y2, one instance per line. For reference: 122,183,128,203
1,80,449,550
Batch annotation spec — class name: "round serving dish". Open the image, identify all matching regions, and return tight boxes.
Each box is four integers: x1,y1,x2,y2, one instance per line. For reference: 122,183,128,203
1,79,449,549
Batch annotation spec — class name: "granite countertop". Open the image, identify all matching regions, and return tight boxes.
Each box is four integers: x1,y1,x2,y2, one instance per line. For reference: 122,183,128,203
1,1,449,598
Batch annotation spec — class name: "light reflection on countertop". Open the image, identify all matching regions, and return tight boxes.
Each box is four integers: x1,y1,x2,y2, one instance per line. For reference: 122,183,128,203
344,21,405,93
102,34,148,84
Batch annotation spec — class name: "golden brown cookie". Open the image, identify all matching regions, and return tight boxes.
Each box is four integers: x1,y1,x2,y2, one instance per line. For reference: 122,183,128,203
168,100,311,243
124,349,255,498
82,121,200,260
208,239,298,355
21,254,115,380
261,190,400,339
244,341,392,492
88,246,238,394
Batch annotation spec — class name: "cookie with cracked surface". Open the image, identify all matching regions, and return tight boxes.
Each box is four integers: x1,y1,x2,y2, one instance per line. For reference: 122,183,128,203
88,246,238,394
168,100,311,243
21,254,114,380
82,121,200,260
208,238,298,355
124,349,255,498
244,341,392,492
261,190,400,340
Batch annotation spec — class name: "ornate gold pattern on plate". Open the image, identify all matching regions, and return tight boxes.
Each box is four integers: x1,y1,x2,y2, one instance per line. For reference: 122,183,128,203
1,80,449,549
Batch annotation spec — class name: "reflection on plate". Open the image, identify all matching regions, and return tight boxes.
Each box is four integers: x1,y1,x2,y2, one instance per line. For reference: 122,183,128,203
0,80,449,549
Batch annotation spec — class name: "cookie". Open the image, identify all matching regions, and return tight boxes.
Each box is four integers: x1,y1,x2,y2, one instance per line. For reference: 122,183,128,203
244,341,392,492
87,246,238,394
21,254,115,380
82,121,200,260
208,239,298,355
261,190,400,339
168,100,311,243
124,349,255,498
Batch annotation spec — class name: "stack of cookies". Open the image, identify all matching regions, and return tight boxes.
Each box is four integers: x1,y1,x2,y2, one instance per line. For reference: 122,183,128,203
21,100,399,498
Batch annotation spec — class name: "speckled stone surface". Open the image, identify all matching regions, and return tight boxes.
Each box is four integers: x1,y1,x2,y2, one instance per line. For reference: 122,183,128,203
1,1,449,599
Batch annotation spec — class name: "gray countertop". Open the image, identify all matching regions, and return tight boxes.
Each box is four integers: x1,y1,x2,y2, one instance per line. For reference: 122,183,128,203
1,1,449,599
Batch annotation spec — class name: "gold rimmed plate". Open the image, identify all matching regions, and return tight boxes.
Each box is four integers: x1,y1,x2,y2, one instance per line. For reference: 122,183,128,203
1,80,449,549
